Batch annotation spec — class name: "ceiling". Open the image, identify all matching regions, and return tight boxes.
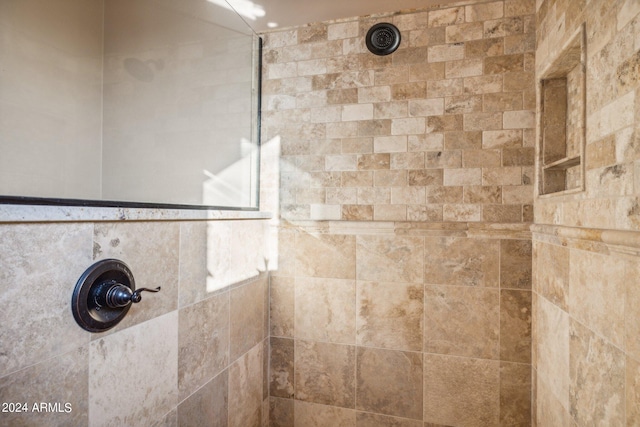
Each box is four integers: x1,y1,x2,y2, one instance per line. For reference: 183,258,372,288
224,0,464,33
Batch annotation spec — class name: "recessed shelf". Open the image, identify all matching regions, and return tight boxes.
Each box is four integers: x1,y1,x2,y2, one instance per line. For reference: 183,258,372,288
538,24,586,196
544,156,581,170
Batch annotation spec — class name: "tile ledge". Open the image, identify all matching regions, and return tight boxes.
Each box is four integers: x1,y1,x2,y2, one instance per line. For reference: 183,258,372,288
0,204,272,223
281,220,532,238
531,223,640,252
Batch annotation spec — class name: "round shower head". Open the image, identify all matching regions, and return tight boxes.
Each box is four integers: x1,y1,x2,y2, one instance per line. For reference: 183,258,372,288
366,23,401,56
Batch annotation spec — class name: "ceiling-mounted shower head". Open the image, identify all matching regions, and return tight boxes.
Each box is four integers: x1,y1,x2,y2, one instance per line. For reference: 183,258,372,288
366,23,401,56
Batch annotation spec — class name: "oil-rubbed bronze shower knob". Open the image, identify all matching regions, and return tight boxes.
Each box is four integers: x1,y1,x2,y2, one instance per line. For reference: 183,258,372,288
71,259,161,332
95,281,161,308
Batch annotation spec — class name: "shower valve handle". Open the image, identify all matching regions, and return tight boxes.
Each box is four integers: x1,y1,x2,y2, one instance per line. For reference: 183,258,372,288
100,282,161,308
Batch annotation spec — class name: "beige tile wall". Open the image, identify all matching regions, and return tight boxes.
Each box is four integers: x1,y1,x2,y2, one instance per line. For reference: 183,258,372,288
261,0,536,223
263,1,536,425
533,0,640,425
534,0,640,230
532,225,640,426
0,219,270,427
269,221,532,426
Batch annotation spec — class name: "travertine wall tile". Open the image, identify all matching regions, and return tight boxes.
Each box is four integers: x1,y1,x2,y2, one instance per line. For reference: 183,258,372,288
423,354,500,426
93,222,180,333
263,2,535,224
177,370,228,427
295,232,356,279
500,239,532,289
0,346,89,427
500,289,532,363
424,236,500,286
269,276,295,338
356,235,424,283
356,347,423,419
295,277,356,344
356,281,423,351
262,2,539,425
499,361,532,426
270,337,295,399
294,340,356,408
0,214,269,427
270,397,294,427
230,277,267,360
0,224,92,378
424,285,500,358
628,356,640,426
568,249,626,348
294,401,356,426
356,412,422,427
228,343,263,427
90,312,178,426
569,320,625,426
535,294,570,412
179,293,230,400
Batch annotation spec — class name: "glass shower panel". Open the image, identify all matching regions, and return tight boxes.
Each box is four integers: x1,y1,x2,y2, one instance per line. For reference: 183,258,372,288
102,0,260,207
0,0,104,200
0,0,261,209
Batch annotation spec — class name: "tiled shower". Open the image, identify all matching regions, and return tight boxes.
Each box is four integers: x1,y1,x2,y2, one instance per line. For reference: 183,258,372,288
1,0,640,426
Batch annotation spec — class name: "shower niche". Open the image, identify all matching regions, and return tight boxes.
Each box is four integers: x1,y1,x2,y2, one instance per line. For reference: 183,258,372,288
538,24,586,196
0,0,262,210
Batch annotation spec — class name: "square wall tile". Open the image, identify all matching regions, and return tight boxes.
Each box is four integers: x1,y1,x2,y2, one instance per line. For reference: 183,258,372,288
177,370,228,427
295,401,356,426
269,397,294,427
569,320,625,426
627,356,640,427
535,296,570,413
424,237,499,287
295,277,356,344
568,248,626,349
89,312,178,427
0,346,88,427
536,375,573,427
423,354,500,427
270,276,295,338
178,221,208,307
228,343,263,427
295,340,356,408
93,222,180,333
500,361,531,426
500,239,532,289
424,285,499,359
0,223,92,377
533,241,569,310
178,292,229,400
295,233,356,279
356,347,423,420
355,412,422,427
230,276,267,361
270,337,295,399
500,289,532,363
357,281,423,351
356,235,424,283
